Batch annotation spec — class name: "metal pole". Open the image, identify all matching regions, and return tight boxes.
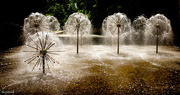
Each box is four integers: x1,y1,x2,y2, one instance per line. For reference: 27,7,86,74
77,26,79,54
117,27,120,54
42,55,45,73
156,29,158,54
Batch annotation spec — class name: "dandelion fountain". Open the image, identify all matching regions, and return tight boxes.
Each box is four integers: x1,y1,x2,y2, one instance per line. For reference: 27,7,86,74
65,12,91,54
102,12,131,53
47,15,61,31
24,31,63,73
132,15,147,45
23,12,49,36
145,14,174,53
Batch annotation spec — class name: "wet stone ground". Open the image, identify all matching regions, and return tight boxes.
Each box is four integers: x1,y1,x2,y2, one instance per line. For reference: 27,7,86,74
0,45,180,94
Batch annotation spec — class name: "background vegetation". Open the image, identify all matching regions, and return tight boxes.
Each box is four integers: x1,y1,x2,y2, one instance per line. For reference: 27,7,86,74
45,0,179,29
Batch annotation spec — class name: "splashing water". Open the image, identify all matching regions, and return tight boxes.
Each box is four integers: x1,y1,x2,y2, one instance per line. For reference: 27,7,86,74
1,45,180,94
65,12,91,54
47,15,61,31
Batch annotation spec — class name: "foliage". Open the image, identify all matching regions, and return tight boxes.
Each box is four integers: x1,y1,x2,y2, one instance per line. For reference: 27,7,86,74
46,0,123,28
46,0,91,27
45,0,170,28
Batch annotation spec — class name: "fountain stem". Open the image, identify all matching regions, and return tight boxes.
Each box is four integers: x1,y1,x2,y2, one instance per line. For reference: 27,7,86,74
155,23,160,54
40,49,47,73
156,29,159,54
117,27,120,54
77,26,80,54
42,55,45,73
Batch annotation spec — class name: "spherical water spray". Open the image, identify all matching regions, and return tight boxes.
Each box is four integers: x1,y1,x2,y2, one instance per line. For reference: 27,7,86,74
47,15,61,31
145,14,173,53
102,12,131,54
23,12,49,36
24,31,63,73
132,15,147,45
65,12,91,54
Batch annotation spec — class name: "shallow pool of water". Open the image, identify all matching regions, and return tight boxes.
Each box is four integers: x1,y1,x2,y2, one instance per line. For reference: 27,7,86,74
0,45,180,94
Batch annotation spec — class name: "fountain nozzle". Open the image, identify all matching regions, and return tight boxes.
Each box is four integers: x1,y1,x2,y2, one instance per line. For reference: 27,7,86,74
76,23,80,28
155,23,160,29
34,23,39,28
117,23,121,27
40,49,47,56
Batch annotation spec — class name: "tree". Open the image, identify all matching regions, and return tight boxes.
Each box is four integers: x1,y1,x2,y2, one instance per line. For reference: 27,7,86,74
46,0,69,26
46,0,92,26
